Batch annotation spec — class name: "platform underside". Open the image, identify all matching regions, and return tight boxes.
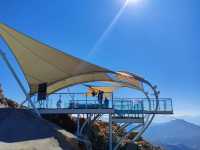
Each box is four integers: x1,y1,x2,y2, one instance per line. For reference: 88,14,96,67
112,117,144,123
38,108,114,114
37,108,173,115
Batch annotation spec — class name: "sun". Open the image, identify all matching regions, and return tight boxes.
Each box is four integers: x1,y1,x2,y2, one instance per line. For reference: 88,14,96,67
126,0,140,5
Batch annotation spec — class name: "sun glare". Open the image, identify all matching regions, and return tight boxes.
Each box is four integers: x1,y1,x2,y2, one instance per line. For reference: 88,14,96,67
88,0,143,57
126,0,140,5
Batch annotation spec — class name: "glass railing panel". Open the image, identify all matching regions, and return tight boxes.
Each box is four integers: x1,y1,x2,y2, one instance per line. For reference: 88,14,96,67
32,92,113,109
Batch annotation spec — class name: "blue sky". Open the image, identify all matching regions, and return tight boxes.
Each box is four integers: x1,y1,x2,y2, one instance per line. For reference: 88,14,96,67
0,0,199,116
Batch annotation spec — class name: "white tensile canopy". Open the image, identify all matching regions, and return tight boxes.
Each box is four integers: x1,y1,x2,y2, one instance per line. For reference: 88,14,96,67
0,23,143,95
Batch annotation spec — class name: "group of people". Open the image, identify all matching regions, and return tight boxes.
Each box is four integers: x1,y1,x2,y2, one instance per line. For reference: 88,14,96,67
56,90,110,109
92,90,109,108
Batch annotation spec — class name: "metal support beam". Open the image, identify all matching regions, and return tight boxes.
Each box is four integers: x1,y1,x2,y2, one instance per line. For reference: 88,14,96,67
0,49,40,117
38,108,114,114
113,124,143,150
0,50,27,96
80,116,90,135
27,95,41,117
132,82,159,142
77,114,80,136
109,113,112,150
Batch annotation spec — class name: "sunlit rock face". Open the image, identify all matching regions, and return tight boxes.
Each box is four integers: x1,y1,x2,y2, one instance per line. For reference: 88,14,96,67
0,84,7,108
0,84,4,100
0,84,19,108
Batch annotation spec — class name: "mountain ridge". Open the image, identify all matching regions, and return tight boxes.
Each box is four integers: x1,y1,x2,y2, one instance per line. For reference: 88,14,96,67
144,119,200,150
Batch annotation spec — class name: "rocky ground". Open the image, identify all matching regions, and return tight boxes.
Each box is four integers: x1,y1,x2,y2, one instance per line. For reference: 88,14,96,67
43,115,164,150
0,86,81,150
0,108,80,150
88,121,164,150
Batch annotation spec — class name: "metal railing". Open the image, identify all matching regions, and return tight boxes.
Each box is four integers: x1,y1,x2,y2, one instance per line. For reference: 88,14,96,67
113,98,173,112
32,92,113,109
31,93,173,114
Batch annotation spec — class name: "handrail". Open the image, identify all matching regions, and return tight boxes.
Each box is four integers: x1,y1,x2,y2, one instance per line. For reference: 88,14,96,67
32,93,173,114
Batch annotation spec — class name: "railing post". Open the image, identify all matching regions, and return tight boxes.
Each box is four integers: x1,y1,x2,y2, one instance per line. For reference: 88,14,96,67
152,99,154,110
142,100,144,120
77,114,80,136
86,93,88,109
164,99,166,111
112,92,114,109
170,98,173,112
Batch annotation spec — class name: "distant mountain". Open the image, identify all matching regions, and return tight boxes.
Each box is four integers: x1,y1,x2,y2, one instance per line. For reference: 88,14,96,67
153,115,200,126
160,144,196,150
144,119,200,150
177,116,200,126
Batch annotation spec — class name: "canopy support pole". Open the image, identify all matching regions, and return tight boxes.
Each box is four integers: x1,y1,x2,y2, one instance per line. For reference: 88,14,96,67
0,49,40,117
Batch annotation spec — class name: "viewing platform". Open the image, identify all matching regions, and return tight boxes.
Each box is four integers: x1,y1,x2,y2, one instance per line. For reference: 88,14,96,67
32,93,173,116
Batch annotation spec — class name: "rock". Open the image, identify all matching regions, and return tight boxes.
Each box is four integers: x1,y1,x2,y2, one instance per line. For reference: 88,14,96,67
0,108,80,150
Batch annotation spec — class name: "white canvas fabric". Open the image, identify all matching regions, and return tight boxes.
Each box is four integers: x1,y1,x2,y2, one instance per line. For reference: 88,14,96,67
0,23,142,95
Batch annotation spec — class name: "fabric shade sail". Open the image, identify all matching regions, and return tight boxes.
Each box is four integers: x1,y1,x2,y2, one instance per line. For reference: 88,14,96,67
0,23,142,95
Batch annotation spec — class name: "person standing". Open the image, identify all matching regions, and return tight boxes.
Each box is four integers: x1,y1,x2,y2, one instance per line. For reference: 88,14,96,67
98,90,104,105
56,95,62,109
104,97,109,108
